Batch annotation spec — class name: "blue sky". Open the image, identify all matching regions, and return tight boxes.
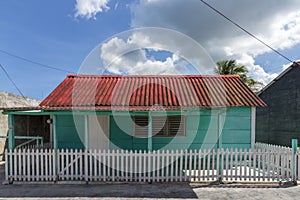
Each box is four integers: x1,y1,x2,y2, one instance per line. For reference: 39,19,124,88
1,0,300,100
0,0,131,99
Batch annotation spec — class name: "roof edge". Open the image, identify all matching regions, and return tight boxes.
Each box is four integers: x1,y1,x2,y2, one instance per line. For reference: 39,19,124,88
258,61,300,95
1,105,263,112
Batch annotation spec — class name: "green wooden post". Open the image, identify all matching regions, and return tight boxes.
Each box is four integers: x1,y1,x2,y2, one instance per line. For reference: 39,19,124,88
292,139,298,183
84,115,89,150
8,114,14,150
218,111,223,183
52,115,58,181
148,112,153,180
7,114,14,184
148,112,152,151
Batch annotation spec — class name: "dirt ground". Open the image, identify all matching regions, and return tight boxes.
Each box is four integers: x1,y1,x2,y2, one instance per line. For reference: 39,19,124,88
1,163,300,200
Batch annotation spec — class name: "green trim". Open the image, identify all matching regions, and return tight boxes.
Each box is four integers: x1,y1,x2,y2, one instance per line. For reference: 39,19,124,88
2,108,217,115
2,111,52,115
2,107,237,117
3,107,253,116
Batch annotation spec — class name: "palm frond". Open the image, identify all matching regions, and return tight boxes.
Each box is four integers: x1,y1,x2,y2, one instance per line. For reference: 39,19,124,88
215,59,264,92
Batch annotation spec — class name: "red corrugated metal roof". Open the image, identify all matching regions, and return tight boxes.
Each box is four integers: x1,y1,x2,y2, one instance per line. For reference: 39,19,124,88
37,74,265,111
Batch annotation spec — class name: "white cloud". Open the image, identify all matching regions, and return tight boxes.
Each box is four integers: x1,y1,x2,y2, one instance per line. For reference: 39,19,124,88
235,54,278,86
75,0,110,19
282,62,296,71
100,30,216,75
100,33,186,75
114,2,119,10
127,54,180,75
129,0,300,86
222,11,300,57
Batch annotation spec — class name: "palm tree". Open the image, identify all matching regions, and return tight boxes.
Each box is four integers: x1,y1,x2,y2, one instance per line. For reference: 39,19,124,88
215,59,263,92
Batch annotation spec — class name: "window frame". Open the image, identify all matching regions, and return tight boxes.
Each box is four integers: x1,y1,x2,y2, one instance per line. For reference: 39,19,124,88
133,115,186,138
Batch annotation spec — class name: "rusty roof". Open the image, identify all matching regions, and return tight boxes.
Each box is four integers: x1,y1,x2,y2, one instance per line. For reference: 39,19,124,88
34,74,265,111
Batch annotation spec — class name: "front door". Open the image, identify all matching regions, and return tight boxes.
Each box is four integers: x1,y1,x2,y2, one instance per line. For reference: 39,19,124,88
88,115,110,149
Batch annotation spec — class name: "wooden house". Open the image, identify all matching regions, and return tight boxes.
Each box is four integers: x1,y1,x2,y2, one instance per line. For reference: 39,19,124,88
3,74,265,151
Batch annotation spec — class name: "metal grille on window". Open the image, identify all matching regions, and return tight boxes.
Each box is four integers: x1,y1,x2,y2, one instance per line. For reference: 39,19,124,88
134,116,185,137
152,116,167,136
134,116,148,137
168,116,184,136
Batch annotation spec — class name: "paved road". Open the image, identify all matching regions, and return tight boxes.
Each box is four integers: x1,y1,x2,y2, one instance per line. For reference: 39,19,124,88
1,163,300,200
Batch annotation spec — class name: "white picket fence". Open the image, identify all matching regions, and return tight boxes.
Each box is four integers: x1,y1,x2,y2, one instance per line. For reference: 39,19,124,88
6,149,56,182
5,146,300,183
255,142,294,152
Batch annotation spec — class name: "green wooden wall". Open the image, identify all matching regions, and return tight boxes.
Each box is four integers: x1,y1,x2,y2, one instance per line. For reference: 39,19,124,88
56,115,85,149
110,107,251,150
55,107,251,150
221,107,251,149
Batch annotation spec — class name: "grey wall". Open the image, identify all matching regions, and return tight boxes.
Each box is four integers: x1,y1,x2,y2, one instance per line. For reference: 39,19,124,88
256,65,300,147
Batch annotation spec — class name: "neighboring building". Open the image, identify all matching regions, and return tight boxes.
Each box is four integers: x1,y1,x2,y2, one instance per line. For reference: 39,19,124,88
2,75,265,151
256,62,300,146
0,91,40,159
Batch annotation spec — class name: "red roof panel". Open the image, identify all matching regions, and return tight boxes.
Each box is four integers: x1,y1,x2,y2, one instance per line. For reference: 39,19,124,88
38,74,266,110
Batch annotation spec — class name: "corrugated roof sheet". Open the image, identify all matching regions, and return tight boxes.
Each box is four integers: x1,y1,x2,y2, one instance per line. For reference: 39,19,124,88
37,74,265,111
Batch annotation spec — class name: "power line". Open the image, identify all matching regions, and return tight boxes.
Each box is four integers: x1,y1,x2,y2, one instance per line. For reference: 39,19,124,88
0,49,75,73
199,0,296,65
0,63,28,102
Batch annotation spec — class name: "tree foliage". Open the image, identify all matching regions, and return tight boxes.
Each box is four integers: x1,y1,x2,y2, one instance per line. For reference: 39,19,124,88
215,59,263,93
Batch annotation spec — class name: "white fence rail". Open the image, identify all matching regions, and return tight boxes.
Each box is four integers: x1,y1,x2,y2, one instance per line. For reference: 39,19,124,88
5,147,300,183
255,142,294,152
15,142,52,151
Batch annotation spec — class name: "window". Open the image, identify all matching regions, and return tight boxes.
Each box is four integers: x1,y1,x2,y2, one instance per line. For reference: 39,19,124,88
133,115,185,137
133,116,148,137
168,116,185,136
152,116,168,136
